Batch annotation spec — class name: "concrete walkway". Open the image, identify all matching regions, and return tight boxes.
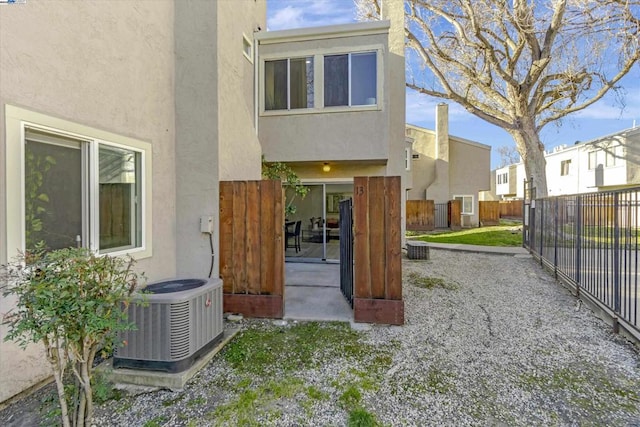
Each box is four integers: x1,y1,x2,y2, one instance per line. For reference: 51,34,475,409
284,263,352,322
421,242,530,256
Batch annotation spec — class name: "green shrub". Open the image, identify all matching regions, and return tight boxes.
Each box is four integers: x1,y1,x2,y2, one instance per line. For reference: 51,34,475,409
2,245,143,427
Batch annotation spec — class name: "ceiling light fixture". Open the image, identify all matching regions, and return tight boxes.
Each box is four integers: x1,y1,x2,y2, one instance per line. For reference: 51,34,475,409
322,163,331,172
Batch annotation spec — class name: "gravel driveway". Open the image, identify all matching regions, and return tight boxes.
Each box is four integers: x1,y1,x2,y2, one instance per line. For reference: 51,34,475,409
1,249,639,426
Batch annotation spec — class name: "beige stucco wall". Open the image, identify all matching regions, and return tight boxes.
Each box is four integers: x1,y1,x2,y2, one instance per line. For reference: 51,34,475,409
407,126,439,200
407,124,491,226
217,0,265,181
0,0,176,403
449,137,491,226
258,31,391,163
175,1,265,278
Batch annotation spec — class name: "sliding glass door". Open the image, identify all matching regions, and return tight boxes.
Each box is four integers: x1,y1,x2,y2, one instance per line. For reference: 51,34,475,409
284,182,353,262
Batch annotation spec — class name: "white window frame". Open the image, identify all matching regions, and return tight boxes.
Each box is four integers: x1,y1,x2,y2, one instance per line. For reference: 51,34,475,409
588,151,597,170
259,45,383,116
453,194,474,215
4,105,153,261
405,148,411,171
560,159,571,176
242,33,253,63
605,147,617,167
264,57,314,111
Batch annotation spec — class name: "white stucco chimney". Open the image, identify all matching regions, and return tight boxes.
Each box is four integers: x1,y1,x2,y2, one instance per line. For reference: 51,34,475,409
380,0,404,56
435,102,449,162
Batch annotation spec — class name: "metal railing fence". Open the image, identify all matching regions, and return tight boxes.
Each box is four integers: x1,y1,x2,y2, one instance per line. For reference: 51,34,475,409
524,186,640,334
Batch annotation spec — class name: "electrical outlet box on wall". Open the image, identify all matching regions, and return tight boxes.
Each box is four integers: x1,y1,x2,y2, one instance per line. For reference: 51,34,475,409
200,215,214,234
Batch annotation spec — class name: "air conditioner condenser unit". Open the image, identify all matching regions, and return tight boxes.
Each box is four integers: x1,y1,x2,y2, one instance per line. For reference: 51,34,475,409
113,277,223,373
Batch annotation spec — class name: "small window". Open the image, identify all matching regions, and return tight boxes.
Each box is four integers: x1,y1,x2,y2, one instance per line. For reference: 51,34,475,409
560,159,571,176
454,195,474,215
324,52,377,107
588,151,597,170
242,34,253,62
605,148,617,167
412,154,420,159
264,57,314,110
405,148,411,171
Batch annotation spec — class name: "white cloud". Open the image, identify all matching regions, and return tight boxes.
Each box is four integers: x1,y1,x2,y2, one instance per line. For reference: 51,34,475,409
267,0,356,30
269,6,305,30
405,90,474,129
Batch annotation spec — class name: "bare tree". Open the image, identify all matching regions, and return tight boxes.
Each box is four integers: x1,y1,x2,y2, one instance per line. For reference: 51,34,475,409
497,145,522,167
356,0,640,196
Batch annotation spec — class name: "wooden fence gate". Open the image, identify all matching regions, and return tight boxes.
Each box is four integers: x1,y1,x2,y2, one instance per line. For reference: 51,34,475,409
353,176,404,325
406,200,435,231
219,180,285,318
479,201,500,226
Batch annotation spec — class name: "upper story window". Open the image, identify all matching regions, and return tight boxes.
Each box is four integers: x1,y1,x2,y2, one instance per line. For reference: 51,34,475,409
261,48,381,114
497,172,508,184
588,151,598,170
324,52,377,107
265,57,314,111
605,146,618,167
242,34,253,63
560,159,571,176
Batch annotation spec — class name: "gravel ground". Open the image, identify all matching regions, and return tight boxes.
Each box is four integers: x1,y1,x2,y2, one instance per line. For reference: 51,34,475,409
1,250,639,426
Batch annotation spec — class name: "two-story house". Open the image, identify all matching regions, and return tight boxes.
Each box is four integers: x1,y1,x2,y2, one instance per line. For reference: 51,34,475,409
493,126,640,200
257,8,406,261
407,104,492,227
0,0,405,403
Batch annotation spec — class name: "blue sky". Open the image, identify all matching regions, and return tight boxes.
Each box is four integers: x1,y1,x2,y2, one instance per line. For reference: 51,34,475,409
267,0,640,169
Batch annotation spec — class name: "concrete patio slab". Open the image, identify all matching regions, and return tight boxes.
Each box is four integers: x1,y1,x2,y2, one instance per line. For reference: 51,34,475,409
284,262,352,322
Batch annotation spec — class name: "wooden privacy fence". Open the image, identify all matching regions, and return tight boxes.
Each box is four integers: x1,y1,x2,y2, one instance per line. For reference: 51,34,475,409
406,200,435,231
219,180,284,318
100,183,132,249
449,199,461,230
500,200,523,218
479,201,500,226
353,176,404,325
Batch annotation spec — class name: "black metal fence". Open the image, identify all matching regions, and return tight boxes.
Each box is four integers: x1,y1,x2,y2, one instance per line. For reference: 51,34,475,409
339,198,354,307
524,184,639,335
434,203,448,228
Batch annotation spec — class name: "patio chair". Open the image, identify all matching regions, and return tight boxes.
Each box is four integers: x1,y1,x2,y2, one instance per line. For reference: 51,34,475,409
285,220,302,252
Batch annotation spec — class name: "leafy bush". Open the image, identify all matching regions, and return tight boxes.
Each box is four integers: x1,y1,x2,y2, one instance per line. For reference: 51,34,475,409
2,245,143,427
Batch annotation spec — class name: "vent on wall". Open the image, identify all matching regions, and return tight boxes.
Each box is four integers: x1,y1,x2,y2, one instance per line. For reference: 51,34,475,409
114,278,223,373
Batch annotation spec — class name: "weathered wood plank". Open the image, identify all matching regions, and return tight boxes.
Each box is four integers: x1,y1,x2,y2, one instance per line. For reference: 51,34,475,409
406,199,435,231
354,298,404,325
272,181,284,297
219,182,234,294
449,199,461,230
353,177,371,299
260,180,276,295
246,181,261,295
232,182,247,294
479,201,500,226
223,294,283,318
368,177,386,299
385,177,402,301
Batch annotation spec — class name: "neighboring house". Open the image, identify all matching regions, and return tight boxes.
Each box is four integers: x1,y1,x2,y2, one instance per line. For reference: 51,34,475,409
0,0,405,402
494,162,526,200
493,126,640,199
407,104,492,227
